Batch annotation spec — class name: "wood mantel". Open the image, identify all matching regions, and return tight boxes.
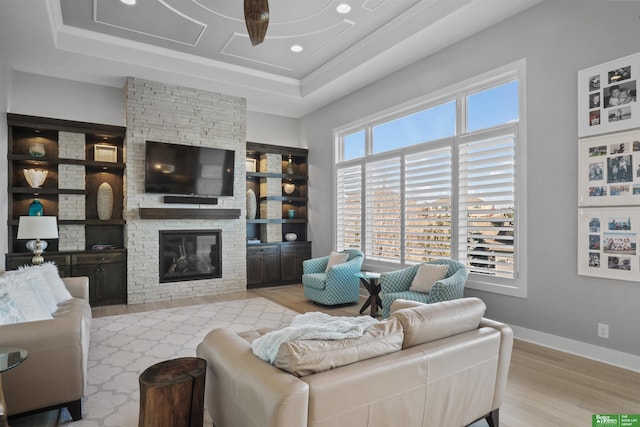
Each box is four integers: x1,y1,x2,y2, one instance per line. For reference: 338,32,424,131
138,208,241,219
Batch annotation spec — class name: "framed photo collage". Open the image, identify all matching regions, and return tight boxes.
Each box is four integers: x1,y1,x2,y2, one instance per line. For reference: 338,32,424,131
577,52,640,281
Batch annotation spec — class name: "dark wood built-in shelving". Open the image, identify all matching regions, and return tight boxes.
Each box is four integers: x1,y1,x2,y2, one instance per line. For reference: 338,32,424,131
6,113,127,306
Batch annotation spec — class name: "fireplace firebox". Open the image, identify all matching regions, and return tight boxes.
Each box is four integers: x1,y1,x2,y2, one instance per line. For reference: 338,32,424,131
159,229,221,283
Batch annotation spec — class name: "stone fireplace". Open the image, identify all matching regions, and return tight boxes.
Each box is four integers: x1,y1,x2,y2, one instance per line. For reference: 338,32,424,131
159,229,221,283
125,77,247,303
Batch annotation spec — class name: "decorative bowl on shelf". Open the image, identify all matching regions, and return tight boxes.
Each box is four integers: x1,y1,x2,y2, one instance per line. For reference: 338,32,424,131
283,182,295,195
23,169,48,188
284,233,298,242
29,142,46,157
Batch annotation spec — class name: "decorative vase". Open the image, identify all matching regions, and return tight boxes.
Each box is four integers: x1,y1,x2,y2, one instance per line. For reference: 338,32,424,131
284,232,297,242
28,199,44,216
287,209,296,219
97,182,114,220
286,155,295,175
283,182,295,195
24,169,48,188
246,189,257,219
26,239,47,251
29,142,45,157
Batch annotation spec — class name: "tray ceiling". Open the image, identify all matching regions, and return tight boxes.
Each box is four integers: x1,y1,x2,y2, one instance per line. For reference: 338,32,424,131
0,0,542,117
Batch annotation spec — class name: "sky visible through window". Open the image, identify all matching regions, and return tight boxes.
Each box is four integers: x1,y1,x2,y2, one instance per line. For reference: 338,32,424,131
342,80,518,160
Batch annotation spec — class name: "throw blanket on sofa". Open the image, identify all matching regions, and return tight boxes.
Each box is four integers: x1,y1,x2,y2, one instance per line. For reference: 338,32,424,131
252,312,379,363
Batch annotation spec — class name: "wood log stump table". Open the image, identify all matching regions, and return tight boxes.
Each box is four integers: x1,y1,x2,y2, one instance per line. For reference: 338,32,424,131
138,357,206,427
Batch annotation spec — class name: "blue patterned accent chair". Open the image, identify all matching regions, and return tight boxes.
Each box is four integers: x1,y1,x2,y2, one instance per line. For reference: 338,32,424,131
380,259,468,317
302,249,364,306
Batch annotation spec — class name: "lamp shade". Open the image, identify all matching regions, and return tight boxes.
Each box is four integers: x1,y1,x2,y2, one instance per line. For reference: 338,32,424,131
17,216,59,240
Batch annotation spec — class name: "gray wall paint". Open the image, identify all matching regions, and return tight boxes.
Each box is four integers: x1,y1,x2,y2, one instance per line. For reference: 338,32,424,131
11,72,125,126
302,1,640,356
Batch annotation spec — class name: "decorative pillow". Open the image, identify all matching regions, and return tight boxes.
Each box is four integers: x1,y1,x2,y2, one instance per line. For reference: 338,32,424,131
0,291,25,325
3,271,53,322
24,269,59,314
409,263,449,293
274,318,404,376
325,251,349,272
38,262,73,303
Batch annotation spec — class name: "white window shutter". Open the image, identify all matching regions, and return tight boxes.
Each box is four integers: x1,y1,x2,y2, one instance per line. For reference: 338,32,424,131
336,164,363,250
366,157,402,262
404,146,453,262
459,133,516,278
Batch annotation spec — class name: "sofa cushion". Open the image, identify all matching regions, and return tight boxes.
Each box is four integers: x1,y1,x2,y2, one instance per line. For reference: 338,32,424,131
325,251,349,272
302,273,328,290
273,318,404,377
409,263,449,293
391,297,486,349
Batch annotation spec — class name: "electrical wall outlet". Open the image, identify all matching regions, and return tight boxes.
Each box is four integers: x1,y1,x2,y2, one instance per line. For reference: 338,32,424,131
598,323,609,339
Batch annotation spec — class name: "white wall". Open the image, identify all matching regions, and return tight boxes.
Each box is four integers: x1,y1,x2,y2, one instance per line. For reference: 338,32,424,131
11,72,124,126
301,1,640,361
246,110,301,148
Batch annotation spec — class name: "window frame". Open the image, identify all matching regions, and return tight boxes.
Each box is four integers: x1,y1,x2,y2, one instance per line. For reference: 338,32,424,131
333,59,527,298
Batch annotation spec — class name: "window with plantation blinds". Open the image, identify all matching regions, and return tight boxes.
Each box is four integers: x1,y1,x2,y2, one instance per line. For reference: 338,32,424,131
336,164,362,249
458,131,516,279
366,157,402,262
405,146,453,262
335,60,526,297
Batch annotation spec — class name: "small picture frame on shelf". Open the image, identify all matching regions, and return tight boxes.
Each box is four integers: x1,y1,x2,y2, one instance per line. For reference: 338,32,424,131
246,158,257,173
94,144,117,163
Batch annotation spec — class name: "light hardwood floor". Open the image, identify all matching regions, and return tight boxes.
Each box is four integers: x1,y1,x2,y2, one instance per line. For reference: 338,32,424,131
92,284,640,427
14,284,640,427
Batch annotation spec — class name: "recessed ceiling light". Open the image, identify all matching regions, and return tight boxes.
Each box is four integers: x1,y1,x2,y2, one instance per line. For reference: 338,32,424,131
120,0,136,5
336,3,351,14
290,45,303,53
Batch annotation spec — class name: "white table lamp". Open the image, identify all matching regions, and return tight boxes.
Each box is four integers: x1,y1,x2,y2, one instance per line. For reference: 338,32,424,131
17,216,59,265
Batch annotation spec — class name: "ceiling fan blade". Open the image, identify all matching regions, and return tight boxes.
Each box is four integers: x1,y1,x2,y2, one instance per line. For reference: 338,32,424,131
244,0,269,46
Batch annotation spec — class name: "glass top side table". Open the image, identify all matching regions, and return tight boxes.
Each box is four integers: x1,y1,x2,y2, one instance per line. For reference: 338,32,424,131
0,347,28,373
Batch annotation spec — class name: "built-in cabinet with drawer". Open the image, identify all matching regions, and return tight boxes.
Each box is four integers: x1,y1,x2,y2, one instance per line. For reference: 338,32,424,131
246,142,311,287
280,242,312,282
246,245,281,286
71,251,126,306
5,113,127,306
246,242,312,287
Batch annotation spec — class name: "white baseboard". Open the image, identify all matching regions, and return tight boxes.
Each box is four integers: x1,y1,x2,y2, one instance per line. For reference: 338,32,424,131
511,325,640,373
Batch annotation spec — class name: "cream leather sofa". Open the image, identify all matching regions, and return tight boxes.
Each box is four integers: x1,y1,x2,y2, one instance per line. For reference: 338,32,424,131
196,297,513,427
0,276,91,420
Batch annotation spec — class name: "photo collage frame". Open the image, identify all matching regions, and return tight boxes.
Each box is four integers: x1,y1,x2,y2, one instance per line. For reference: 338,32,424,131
578,207,640,281
578,52,640,282
578,129,640,206
578,52,639,138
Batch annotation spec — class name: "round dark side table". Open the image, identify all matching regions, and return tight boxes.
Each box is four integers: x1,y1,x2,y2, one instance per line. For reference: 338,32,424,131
355,271,382,317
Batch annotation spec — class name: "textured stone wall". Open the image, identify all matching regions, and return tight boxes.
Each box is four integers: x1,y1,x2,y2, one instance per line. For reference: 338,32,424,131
259,153,282,242
124,78,247,303
58,133,86,250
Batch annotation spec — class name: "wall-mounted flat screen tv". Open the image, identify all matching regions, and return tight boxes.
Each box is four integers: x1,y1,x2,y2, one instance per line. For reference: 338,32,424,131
145,141,235,196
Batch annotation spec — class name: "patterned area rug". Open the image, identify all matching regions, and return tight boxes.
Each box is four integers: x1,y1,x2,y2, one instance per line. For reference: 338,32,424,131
54,297,298,426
